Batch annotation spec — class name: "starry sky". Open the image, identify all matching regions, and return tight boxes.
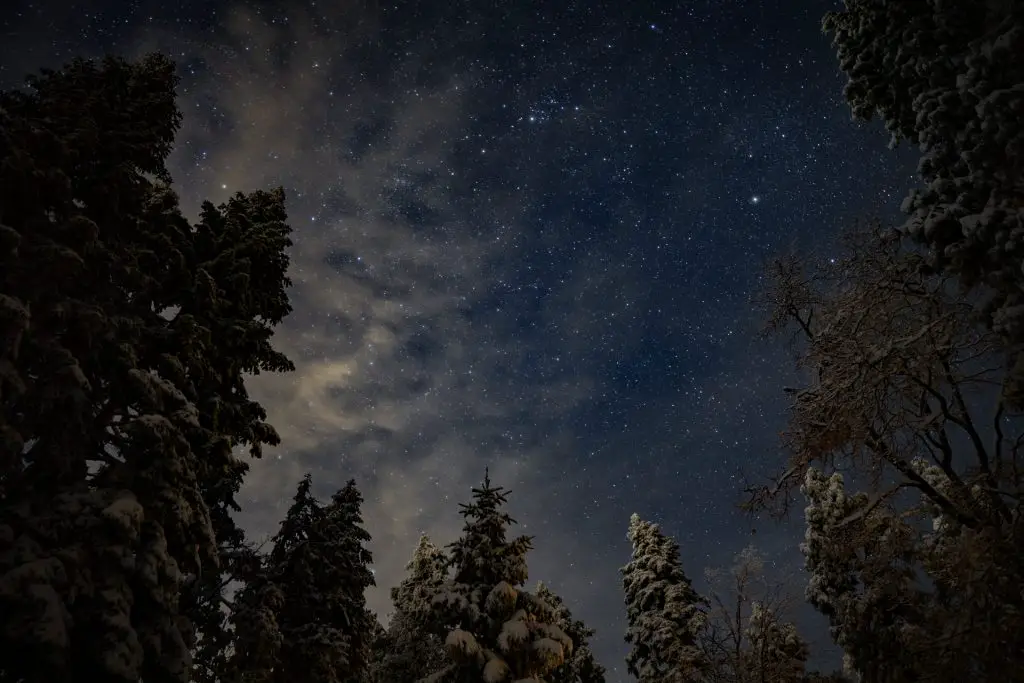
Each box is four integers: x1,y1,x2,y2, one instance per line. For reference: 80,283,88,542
3,0,919,679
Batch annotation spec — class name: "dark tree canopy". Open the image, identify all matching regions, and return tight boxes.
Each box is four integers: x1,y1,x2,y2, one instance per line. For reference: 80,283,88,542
0,53,294,683
823,0,1024,401
230,476,375,683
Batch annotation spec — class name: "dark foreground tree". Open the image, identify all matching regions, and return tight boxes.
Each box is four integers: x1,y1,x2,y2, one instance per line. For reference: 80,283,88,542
0,54,293,683
230,476,375,683
757,222,1024,681
822,0,1024,402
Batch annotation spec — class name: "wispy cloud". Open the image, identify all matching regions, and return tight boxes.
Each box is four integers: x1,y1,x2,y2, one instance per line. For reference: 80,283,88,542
129,3,608,627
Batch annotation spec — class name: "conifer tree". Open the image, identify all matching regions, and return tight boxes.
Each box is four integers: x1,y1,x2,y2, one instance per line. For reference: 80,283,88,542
230,476,375,683
0,54,293,683
425,471,572,683
323,480,376,682
376,535,449,683
801,469,932,683
621,514,707,683
535,582,606,683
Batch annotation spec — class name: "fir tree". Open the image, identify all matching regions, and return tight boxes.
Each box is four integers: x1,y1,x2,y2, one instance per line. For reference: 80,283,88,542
376,536,449,683
230,476,375,683
0,53,292,683
176,186,295,683
621,514,707,683
426,471,572,683
323,480,376,683
535,582,606,683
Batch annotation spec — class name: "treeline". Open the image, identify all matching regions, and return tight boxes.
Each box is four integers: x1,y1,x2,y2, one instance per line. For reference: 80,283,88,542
1,0,1022,681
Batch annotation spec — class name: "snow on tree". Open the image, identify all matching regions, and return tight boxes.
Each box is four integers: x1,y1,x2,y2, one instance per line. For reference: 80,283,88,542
756,222,1024,678
229,476,375,683
700,545,810,683
375,535,449,683
534,582,606,683
0,52,295,683
424,471,572,683
801,469,937,683
621,513,707,683
821,0,1024,402
744,602,808,683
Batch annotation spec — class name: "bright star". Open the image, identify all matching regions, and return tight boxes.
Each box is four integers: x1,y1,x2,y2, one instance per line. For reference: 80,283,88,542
749,195,761,205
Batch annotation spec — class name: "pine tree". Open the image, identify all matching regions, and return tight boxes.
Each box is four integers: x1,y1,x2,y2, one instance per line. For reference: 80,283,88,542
426,471,572,683
821,0,1024,400
376,535,449,683
621,514,707,683
230,476,375,683
0,54,292,683
535,582,606,683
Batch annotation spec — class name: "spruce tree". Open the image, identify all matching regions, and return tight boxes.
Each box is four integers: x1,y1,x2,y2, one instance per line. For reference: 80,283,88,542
621,514,708,683
426,471,572,683
230,476,375,683
535,582,606,683
377,536,449,682
177,186,295,683
0,54,293,683
323,480,376,683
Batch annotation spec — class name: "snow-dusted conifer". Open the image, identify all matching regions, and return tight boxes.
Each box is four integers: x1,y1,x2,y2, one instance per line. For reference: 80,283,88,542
0,53,295,683
230,476,375,683
801,469,931,683
376,536,448,682
621,513,707,683
535,582,606,683
425,471,572,682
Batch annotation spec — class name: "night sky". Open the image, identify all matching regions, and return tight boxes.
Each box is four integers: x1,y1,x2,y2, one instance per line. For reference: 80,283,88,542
3,1,919,679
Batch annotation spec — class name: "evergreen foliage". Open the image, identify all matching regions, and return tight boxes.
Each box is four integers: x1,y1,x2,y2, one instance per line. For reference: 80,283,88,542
374,535,449,683
425,471,572,683
535,582,606,683
0,53,293,683
230,476,375,683
621,514,708,683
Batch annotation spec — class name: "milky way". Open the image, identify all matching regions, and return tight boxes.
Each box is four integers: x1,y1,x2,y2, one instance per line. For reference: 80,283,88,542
1,0,918,677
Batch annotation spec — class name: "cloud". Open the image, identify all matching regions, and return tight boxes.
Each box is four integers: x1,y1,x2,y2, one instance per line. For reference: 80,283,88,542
125,1,607,630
